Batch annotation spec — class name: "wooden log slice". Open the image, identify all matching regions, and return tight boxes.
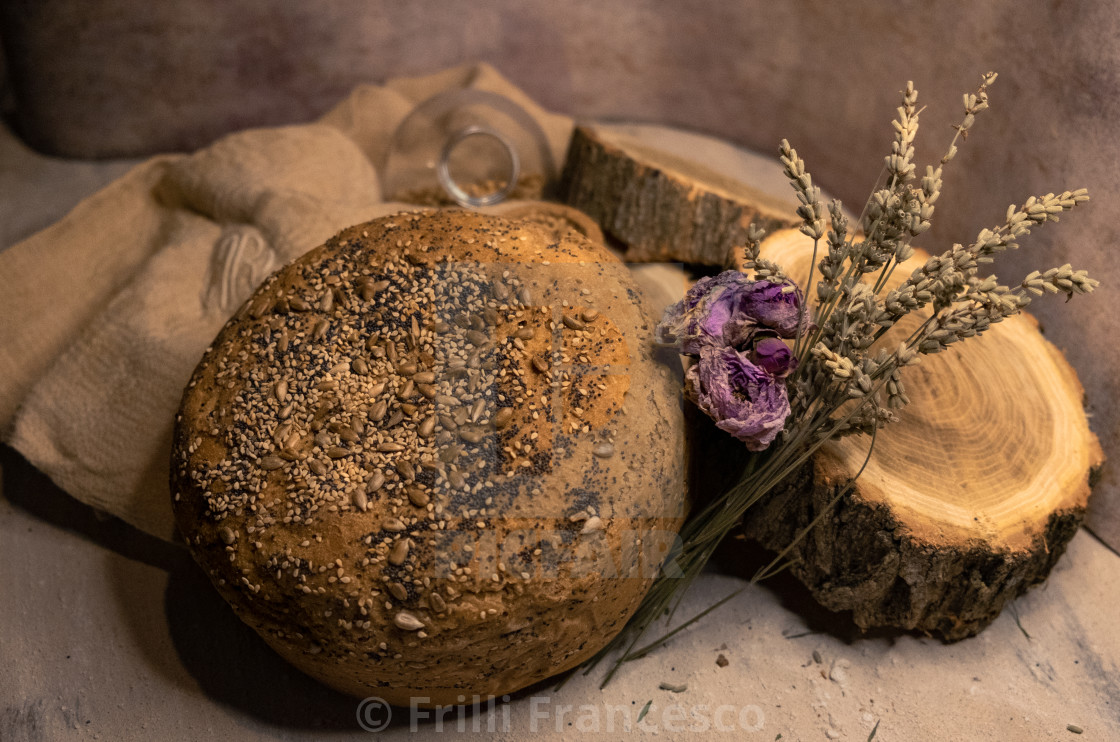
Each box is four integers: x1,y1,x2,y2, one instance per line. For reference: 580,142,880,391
731,230,1104,639
559,125,799,264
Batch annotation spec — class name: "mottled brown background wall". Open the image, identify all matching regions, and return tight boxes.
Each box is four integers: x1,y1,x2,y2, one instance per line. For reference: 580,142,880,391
2,0,1118,547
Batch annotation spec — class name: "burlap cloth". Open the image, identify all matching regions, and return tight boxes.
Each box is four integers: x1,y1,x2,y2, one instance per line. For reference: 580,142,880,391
0,63,572,541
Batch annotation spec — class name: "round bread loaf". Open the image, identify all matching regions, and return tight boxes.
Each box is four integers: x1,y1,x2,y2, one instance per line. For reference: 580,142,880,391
171,209,686,705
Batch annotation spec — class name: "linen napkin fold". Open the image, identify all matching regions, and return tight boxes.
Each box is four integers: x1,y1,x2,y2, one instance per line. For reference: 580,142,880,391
0,62,573,540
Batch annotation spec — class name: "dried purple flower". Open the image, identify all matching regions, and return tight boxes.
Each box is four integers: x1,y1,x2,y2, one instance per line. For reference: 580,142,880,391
657,271,809,356
685,345,791,451
657,272,747,354
742,280,807,338
751,336,796,378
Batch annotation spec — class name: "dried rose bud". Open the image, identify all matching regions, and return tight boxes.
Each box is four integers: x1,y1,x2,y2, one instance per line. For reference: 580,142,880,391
656,271,810,356
685,345,790,451
750,335,796,378
740,280,807,338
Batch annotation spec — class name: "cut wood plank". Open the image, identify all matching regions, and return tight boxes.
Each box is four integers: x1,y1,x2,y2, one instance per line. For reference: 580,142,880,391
730,230,1104,640
559,125,799,264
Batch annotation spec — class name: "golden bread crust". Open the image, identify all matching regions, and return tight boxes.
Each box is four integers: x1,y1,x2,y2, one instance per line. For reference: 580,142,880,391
171,210,686,705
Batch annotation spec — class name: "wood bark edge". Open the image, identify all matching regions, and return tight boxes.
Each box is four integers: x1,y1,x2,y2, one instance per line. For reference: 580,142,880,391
559,125,798,264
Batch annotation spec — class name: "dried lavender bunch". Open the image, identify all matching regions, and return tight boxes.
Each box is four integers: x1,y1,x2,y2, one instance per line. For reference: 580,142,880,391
583,72,1098,686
